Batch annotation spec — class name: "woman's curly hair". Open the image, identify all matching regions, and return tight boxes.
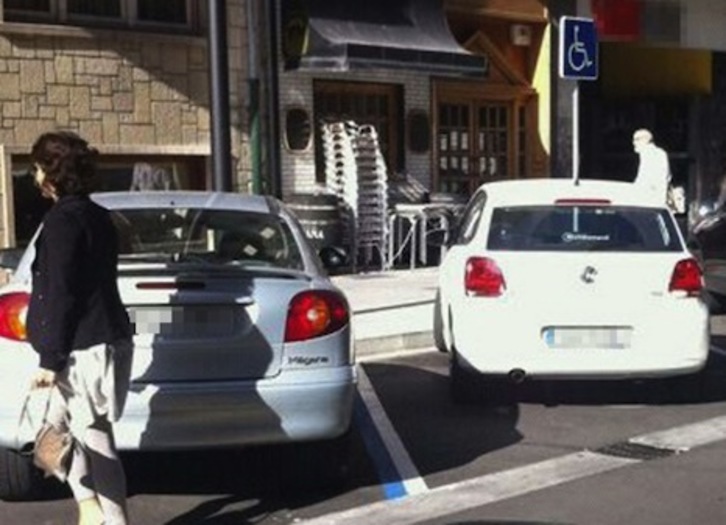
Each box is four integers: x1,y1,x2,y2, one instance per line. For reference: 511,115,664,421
30,131,99,196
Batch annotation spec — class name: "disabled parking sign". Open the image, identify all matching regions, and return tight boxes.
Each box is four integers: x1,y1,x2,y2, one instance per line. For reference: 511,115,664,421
559,16,598,80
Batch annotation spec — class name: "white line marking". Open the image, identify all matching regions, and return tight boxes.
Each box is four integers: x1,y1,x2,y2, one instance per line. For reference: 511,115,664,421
357,347,435,363
709,344,726,358
629,414,726,452
302,412,726,525
356,367,428,496
300,451,635,525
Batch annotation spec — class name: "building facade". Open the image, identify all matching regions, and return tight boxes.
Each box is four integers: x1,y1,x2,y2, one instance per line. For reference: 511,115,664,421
272,0,551,201
0,0,253,247
553,0,726,229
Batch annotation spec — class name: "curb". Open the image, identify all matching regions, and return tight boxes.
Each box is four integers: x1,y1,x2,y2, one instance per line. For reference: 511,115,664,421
355,330,434,359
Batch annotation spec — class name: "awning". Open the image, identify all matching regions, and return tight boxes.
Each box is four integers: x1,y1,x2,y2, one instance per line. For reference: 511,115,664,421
281,0,488,76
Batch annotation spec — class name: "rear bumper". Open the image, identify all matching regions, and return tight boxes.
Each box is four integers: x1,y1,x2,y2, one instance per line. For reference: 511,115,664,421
454,301,710,380
0,365,357,451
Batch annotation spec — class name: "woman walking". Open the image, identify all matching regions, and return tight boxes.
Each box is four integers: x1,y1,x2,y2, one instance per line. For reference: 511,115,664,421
26,131,133,525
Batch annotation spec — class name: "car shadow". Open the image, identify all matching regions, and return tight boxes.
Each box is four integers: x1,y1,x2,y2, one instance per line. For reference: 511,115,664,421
507,349,726,408
112,361,521,524
120,428,379,524
360,361,523,478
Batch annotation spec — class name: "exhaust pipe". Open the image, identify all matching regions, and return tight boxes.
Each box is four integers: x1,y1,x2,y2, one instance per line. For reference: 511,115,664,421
508,368,526,384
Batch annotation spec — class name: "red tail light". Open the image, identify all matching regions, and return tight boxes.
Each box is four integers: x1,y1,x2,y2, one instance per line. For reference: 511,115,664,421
669,258,703,296
0,292,30,341
285,290,349,342
465,257,506,297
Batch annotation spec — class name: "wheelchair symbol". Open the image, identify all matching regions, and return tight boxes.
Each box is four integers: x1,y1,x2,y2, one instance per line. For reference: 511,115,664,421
567,25,593,72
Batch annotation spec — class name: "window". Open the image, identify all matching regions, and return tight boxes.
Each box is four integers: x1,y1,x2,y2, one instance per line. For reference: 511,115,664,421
11,155,206,248
111,208,304,270
454,190,487,245
68,0,121,19
487,206,682,252
4,0,192,31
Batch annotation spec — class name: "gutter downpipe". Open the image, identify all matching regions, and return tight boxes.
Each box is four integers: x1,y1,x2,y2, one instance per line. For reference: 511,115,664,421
208,0,232,192
265,0,283,198
247,0,262,194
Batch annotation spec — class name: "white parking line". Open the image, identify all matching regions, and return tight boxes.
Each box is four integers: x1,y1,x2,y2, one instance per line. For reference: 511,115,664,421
709,344,726,358
302,414,726,525
356,367,429,496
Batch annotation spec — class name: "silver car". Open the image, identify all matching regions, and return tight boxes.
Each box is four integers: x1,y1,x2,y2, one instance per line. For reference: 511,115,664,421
0,191,356,500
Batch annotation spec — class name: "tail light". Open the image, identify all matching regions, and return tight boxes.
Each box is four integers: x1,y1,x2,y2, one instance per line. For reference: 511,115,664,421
465,257,506,297
0,292,30,341
285,290,349,342
669,258,703,297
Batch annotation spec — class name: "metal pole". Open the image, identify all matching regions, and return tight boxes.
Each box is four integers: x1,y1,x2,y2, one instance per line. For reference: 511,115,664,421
266,0,282,198
208,0,232,192
247,0,261,194
573,82,579,184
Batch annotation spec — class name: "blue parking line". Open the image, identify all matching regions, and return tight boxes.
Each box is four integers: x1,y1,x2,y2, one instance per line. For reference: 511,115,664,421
353,392,407,500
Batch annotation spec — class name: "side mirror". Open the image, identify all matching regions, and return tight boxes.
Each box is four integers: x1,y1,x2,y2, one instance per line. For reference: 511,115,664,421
318,246,349,274
426,228,449,248
0,248,24,272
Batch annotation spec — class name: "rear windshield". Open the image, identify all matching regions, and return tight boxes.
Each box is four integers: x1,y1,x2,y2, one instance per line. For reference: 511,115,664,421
110,208,304,270
487,205,682,252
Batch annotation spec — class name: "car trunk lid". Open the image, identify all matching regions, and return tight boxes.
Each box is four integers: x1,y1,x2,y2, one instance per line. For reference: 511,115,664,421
118,267,310,383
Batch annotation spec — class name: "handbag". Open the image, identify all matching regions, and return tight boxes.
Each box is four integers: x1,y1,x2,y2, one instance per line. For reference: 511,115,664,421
19,388,74,482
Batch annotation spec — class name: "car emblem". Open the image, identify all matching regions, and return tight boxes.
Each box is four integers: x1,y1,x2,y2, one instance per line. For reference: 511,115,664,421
581,266,598,284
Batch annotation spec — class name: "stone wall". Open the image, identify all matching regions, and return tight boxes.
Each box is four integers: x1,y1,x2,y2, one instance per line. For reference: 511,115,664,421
0,26,220,155
0,4,252,246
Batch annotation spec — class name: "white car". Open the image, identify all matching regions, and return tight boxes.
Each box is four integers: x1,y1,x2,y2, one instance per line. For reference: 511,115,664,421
0,191,356,500
433,179,709,404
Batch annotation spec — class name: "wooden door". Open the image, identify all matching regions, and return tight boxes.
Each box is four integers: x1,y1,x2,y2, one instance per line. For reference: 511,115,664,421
437,100,512,196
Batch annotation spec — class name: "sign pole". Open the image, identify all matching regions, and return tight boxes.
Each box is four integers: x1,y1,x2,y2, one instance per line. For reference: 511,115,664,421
573,83,579,184
558,16,598,185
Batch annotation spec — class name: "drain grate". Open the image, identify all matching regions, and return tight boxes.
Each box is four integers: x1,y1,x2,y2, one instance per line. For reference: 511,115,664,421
593,441,678,461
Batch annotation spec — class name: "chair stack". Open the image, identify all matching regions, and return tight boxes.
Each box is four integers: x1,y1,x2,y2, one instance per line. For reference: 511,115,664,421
321,121,389,271
321,121,358,257
353,124,389,269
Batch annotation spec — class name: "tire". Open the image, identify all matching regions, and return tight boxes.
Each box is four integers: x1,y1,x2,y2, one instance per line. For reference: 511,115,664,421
450,353,482,405
450,353,518,407
433,290,447,353
702,289,726,315
0,447,45,501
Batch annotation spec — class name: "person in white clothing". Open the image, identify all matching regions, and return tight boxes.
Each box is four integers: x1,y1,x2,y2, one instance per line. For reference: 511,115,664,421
632,128,671,204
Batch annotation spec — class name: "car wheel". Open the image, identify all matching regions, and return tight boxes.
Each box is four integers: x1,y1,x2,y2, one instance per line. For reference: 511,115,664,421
433,290,447,353
0,447,45,501
702,289,726,315
450,352,482,405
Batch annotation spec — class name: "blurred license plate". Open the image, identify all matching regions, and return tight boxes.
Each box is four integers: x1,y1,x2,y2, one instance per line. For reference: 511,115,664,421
543,327,632,349
129,306,237,337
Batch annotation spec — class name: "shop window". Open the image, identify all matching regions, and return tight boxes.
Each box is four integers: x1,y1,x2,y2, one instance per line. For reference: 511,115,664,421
10,155,206,247
285,107,312,152
4,0,192,31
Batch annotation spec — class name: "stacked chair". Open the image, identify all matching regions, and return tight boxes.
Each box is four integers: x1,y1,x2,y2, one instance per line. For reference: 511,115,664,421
321,121,389,271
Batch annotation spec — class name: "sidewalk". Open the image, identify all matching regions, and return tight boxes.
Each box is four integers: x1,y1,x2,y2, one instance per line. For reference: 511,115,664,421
331,266,439,359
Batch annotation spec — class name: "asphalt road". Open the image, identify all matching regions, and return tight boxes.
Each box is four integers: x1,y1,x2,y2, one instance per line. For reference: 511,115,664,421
5,343,726,525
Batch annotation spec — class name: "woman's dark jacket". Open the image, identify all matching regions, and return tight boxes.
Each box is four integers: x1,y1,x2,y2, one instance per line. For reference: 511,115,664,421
26,195,132,372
